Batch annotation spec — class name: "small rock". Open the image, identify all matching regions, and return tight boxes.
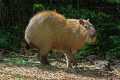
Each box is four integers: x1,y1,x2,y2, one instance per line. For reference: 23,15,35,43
94,60,109,70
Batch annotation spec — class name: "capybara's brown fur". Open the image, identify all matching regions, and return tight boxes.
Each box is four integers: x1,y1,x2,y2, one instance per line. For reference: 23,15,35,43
25,11,96,67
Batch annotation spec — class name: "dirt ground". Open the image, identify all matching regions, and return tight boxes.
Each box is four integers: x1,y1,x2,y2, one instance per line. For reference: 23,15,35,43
0,59,120,80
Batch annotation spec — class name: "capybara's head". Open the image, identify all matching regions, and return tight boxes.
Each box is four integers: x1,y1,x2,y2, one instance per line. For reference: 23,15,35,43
79,19,96,44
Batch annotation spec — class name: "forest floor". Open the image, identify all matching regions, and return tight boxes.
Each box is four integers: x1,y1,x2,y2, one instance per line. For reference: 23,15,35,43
0,56,120,80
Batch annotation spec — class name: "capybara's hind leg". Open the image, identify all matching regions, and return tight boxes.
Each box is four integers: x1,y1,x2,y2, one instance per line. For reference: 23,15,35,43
20,40,30,56
37,48,50,65
39,54,49,65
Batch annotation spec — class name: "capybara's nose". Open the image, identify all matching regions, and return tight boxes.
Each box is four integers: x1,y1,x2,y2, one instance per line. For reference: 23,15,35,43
89,27,96,38
91,32,96,38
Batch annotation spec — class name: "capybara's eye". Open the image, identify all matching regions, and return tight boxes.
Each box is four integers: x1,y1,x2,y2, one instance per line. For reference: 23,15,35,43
84,25,89,29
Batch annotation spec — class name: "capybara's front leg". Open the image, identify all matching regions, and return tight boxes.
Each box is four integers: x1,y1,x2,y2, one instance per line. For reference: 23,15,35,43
64,52,77,68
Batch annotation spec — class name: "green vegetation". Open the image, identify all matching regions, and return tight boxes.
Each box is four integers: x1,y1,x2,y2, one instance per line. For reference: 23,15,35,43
0,0,120,60
106,0,120,4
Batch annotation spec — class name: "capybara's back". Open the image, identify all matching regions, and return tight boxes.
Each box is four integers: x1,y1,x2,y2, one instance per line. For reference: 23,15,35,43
25,11,66,50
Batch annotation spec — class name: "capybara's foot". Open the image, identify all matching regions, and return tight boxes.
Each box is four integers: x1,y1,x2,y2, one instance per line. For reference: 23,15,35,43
72,60,78,66
67,60,78,68
41,59,49,65
40,56,50,65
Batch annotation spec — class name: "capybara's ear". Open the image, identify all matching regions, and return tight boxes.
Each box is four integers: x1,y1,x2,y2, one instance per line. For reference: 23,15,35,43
87,18,90,22
79,19,85,25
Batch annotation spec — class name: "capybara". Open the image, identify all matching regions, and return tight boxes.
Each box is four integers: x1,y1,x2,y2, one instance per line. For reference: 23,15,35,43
25,11,96,68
